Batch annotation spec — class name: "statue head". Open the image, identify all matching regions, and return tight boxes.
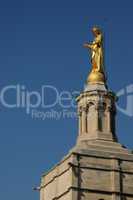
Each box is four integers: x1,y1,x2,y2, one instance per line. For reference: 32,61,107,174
92,26,102,36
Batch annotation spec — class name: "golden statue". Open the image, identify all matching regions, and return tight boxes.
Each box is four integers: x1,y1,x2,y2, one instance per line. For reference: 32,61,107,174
84,26,106,84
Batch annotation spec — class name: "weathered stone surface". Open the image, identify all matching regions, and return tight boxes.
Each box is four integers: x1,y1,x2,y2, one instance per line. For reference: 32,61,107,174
40,147,133,200
40,82,133,200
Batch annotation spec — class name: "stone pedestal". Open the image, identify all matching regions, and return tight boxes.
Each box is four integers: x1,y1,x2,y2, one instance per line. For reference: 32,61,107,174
77,83,117,143
40,147,133,200
39,83,133,200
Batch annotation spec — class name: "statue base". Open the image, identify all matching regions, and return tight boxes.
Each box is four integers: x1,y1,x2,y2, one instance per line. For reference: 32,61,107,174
87,70,106,84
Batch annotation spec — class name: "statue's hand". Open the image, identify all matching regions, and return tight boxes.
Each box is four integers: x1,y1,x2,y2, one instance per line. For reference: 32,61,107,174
83,43,91,49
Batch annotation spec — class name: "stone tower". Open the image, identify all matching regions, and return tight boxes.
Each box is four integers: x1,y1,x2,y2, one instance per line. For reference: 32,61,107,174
39,27,133,200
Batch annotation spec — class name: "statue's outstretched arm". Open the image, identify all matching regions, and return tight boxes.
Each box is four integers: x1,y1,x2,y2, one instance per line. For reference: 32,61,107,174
83,43,94,49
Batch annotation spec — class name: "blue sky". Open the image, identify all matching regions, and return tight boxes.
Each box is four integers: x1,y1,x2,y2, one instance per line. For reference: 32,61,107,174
0,0,133,200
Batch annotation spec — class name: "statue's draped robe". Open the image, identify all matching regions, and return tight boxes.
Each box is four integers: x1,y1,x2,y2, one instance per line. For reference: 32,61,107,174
91,34,104,73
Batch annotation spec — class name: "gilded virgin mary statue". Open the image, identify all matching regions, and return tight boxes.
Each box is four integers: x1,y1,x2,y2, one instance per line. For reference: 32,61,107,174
84,26,106,84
